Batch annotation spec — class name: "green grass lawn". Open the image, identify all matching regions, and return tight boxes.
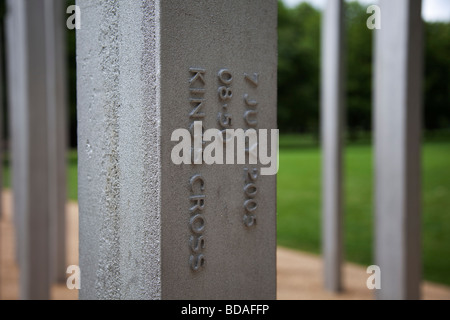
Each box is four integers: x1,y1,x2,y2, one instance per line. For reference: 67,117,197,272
2,135,449,286
277,135,450,286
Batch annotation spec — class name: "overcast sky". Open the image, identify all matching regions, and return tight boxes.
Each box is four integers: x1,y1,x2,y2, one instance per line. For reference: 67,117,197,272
282,0,450,22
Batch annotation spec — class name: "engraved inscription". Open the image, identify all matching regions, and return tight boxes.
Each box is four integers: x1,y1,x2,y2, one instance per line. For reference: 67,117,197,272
244,72,259,87
189,174,206,272
188,68,207,272
243,72,260,228
243,168,259,227
217,69,233,130
185,67,263,272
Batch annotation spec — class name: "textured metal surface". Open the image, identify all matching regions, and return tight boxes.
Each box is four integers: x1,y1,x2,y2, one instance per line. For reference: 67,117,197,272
77,0,162,300
78,0,277,300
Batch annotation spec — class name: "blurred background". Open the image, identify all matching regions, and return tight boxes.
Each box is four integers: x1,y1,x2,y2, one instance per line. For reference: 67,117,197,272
0,0,448,298
276,0,450,287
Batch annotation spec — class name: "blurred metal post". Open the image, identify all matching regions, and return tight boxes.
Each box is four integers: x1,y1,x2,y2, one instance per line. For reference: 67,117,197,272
321,0,345,292
374,0,423,300
5,0,23,265
45,0,68,284
0,17,3,221
6,0,50,299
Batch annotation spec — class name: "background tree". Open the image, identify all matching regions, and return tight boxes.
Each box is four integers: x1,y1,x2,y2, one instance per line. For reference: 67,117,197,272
424,22,450,133
278,1,321,135
345,1,373,140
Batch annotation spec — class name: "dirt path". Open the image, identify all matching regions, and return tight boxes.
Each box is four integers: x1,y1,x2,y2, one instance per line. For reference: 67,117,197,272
0,191,78,300
277,246,450,300
1,191,449,300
